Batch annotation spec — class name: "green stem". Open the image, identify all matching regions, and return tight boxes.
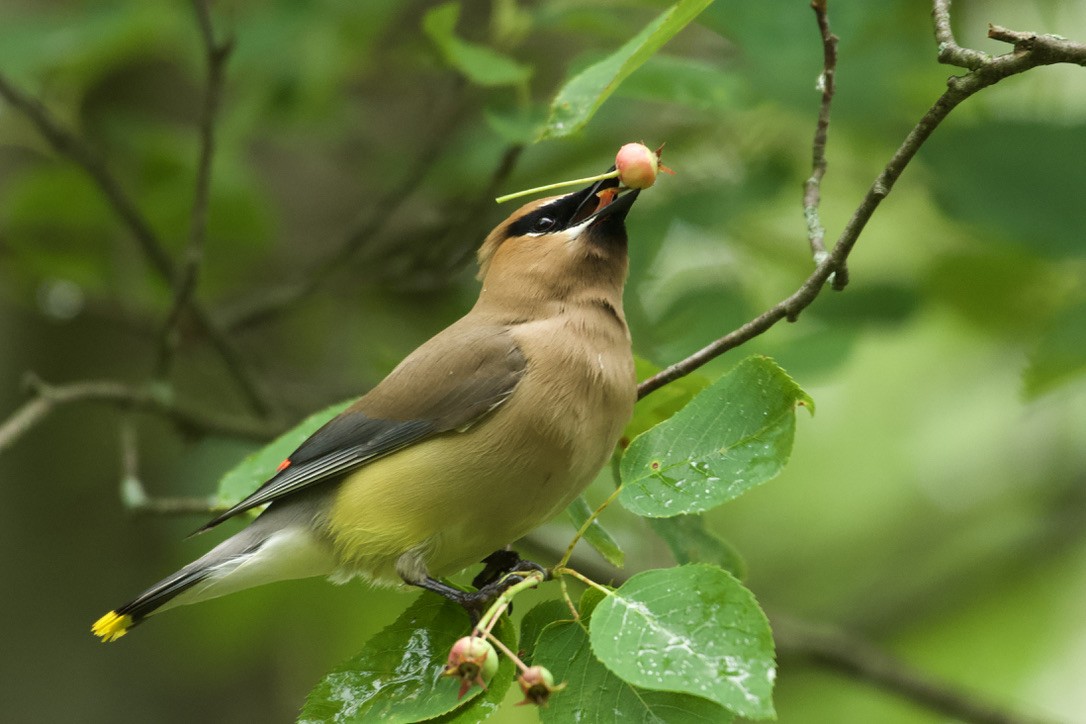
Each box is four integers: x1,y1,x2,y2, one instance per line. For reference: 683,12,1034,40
556,484,624,569
554,566,613,597
495,170,619,203
485,630,531,674
473,569,546,636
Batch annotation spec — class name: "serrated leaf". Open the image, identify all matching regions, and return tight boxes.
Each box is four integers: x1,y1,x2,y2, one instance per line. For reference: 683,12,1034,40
589,564,775,719
566,495,624,567
423,3,531,88
648,515,746,579
216,399,353,507
299,595,516,723
539,0,714,139
535,618,729,723
619,355,812,517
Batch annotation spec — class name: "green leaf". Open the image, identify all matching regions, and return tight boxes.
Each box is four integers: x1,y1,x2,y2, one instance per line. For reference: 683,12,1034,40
589,564,775,719
539,0,714,139
625,355,710,445
299,595,516,723
216,399,353,507
647,515,747,579
423,3,532,87
566,495,624,567
536,619,730,723
578,587,608,621
619,355,812,517
520,599,576,666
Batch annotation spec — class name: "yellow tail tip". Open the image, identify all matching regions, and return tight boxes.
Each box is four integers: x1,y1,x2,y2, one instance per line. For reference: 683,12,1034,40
92,611,133,642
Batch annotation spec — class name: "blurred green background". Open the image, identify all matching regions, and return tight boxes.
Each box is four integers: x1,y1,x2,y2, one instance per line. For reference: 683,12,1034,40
1,0,1084,722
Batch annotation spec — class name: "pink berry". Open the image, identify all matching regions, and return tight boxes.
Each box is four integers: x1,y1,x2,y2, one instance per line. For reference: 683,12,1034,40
443,636,498,699
516,665,566,707
615,142,659,189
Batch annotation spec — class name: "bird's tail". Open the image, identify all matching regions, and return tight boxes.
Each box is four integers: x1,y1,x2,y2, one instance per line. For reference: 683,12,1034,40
91,502,338,642
92,568,209,641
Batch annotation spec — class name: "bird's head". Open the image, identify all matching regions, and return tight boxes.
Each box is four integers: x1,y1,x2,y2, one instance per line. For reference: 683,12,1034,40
476,173,639,306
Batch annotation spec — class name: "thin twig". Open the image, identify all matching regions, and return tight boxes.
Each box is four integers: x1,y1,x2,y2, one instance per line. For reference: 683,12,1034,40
772,616,1058,724
803,0,847,289
0,72,276,418
117,419,223,516
0,374,277,455
637,5,1086,400
932,0,991,70
156,0,235,377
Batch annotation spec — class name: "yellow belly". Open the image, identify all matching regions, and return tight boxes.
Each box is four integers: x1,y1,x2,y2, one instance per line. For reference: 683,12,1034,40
324,407,594,582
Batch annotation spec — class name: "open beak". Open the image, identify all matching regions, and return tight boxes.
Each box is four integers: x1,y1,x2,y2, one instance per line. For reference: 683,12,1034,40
566,167,640,230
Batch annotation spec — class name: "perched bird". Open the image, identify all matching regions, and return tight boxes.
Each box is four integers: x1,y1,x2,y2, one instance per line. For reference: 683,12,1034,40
92,171,640,642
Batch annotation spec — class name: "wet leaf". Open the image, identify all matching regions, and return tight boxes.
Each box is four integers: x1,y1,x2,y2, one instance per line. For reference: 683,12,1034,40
300,595,516,723
536,618,730,723
619,356,812,517
589,564,775,719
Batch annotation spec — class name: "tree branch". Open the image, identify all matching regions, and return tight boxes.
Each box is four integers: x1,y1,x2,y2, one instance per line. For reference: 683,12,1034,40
803,0,847,289
932,0,990,70
0,374,278,455
156,0,235,377
637,2,1086,400
0,72,275,418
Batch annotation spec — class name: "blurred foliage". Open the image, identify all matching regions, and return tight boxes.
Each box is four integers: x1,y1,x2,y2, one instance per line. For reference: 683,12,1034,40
1,0,1085,722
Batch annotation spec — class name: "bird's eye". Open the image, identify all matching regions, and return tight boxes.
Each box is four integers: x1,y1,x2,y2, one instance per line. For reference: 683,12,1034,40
532,216,558,233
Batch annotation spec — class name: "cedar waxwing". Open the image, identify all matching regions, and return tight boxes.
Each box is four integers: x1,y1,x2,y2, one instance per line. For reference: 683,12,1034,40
92,171,640,642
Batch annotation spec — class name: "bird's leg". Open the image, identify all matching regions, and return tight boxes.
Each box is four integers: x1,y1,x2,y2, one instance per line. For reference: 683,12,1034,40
399,549,549,624
471,549,548,589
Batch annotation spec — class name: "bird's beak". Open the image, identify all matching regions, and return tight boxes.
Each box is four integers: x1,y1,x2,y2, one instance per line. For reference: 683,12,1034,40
565,168,641,232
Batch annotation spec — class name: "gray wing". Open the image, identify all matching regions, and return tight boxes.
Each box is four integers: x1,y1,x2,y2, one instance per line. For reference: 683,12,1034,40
197,321,525,532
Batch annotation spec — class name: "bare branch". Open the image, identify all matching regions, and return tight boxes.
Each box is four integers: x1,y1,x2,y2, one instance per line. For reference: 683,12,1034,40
637,4,1086,399
0,72,276,418
0,374,277,455
157,0,235,377
803,0,847,288
773,616,1058,724
933,0,990,70
987,24,1086,66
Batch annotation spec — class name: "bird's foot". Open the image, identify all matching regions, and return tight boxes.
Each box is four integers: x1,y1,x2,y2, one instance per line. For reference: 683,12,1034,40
472,550,548,589
413,551,549,625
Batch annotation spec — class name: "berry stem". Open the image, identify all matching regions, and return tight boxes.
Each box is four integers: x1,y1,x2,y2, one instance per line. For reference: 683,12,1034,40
485,630,532,674
495,170,619,204
473,569,546,637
